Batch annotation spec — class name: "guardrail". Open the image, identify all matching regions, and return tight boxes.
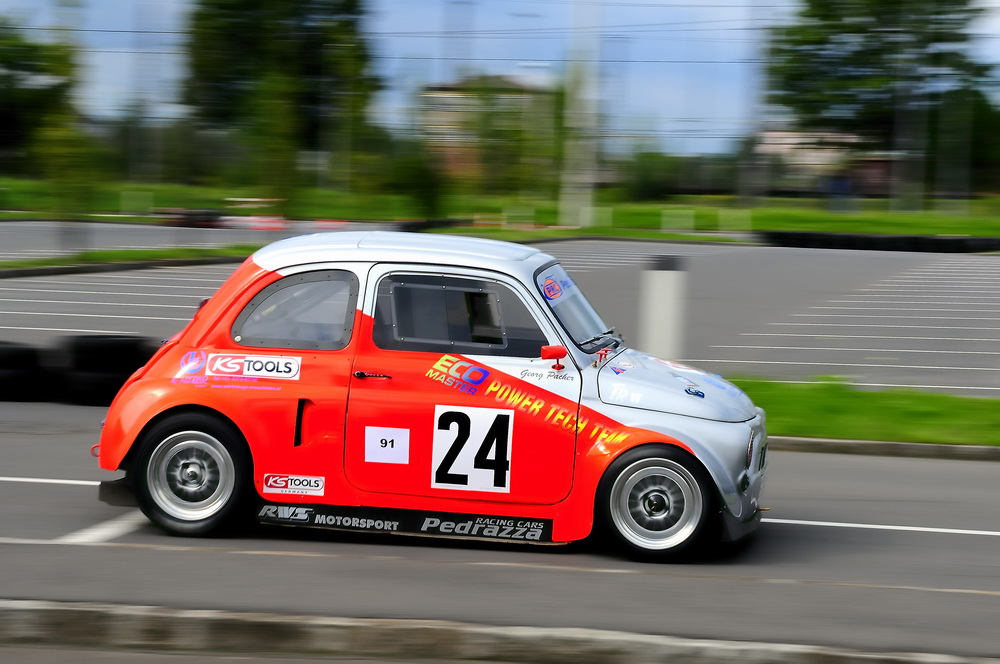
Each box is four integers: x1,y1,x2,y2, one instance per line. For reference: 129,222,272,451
757,231,1000,253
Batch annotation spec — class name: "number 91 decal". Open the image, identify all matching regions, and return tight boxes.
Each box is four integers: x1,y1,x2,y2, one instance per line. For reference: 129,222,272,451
432,405,513,492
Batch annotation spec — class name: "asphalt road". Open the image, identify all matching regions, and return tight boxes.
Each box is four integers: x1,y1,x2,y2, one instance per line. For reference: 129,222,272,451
0,402,998,658
2,224,1000,660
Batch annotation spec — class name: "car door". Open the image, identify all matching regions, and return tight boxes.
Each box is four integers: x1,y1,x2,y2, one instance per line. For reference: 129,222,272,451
225,268,361,500
344,265,582,505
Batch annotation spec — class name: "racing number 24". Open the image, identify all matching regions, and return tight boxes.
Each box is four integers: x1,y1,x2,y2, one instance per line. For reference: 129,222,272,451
433,406,512,492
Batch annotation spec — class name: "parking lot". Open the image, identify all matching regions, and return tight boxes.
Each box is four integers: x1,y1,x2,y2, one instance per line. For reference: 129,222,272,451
3,237,999,395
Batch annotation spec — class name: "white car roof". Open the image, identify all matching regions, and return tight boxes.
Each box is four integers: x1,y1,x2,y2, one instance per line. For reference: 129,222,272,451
252,231,554,276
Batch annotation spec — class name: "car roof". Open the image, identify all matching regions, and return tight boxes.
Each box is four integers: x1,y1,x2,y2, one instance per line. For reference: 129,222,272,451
252,231,553,274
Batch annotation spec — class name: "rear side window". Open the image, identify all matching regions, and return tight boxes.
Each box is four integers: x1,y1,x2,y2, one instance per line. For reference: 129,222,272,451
373,274,547,357
233,270,359,350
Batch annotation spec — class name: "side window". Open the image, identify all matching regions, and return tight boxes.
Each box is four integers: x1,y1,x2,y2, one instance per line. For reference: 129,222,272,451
373,274,548,357
232,270,359,350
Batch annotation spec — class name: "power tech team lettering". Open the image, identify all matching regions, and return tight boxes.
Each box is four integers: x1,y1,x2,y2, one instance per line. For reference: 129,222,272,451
257,504,553,543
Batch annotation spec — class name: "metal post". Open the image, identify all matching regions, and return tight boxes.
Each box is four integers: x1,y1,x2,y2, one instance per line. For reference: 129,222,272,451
637,256,685,361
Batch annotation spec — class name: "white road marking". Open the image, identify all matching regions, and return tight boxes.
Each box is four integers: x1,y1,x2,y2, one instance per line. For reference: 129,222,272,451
743,333,1000,342
772,322,1000,331
0,298,193,309
53,511,148,545
0,310,189,321
735,380,1000,391
8,279,216,291
712,345,1000,356
0,325,133,334
829,299,1000,305
793,313,1000,321
0,476,99,486
0,287,204,299
763,518,1000,538
685,358,1000,371
860,287,1000,293
85,274,227,283
813,306,1000,313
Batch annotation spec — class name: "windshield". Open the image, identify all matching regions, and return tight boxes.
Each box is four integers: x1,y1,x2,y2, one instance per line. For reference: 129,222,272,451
535,264,610,350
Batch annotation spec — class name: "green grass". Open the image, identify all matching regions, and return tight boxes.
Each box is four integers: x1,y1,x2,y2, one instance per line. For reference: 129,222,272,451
0,245,259,270
731,377,1000,446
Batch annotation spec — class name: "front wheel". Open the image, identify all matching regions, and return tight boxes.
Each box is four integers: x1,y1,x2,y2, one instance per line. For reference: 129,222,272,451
133,413,250,536
597,445,716,561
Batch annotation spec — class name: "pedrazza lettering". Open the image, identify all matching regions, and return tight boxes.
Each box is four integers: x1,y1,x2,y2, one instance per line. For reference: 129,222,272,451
420,517,543,541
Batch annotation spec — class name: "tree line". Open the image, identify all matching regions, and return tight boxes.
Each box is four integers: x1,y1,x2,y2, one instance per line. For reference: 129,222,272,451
1,0,999,219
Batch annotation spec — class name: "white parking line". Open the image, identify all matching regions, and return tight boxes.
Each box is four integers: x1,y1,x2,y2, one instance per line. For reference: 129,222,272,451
685,358,1000,371
793,313,1000,321
743,333,1000,342
0,310,190,321
53,511,147,545
8,279,216,291
736,380,1000,392
772,322,1000,331
0,298,193,309
0,287,204,299
0,325,133,334
712,345,1000,356
812,306,1000,313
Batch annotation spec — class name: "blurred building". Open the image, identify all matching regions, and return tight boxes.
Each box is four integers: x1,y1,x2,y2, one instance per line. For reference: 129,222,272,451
418,75,554,183
756,125,897,197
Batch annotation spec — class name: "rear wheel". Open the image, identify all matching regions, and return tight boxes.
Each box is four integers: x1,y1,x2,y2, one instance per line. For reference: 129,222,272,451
133,413,250,536
598,445,716,561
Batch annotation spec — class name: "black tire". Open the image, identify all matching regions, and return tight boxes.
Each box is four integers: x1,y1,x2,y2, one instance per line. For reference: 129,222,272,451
0,341,41,371
597,445,717,561
57,335,156,374
133,413,251,537
59,370,130,406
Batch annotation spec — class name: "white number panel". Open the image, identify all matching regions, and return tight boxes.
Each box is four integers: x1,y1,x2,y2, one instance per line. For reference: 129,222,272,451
365,426,411,464
431,405,514,493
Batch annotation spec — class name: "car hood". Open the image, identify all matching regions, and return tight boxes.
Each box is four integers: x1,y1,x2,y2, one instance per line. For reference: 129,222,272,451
597,348,757,423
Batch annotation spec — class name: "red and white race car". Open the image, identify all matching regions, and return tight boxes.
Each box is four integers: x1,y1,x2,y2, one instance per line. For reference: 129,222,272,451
97,232,767,560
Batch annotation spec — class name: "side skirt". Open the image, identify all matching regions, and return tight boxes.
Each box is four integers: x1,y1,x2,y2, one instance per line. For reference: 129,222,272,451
257,502,556,544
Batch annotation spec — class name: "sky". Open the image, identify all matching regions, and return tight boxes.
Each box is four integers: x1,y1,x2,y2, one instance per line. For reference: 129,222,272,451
1,0,999,154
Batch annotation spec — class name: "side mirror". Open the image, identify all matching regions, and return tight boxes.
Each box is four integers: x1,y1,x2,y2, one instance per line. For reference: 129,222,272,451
541,345,567,370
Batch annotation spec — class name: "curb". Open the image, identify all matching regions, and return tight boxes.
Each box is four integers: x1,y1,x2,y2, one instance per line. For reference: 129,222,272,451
1,600,996,664
768,436,1000,461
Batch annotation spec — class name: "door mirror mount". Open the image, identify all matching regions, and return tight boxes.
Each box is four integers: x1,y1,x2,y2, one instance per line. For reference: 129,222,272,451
540,345,567,370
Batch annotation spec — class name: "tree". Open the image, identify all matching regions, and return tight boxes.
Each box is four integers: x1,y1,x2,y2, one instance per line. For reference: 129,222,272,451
0,19,75,174
768,0,991,151
184,0,379,154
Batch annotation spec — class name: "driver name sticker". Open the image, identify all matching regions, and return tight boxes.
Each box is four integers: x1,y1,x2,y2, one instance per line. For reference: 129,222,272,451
432,405,514,493
365,426,410,464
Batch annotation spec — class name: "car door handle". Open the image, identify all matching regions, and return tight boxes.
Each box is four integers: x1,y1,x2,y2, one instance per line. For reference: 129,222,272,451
353,371,392,379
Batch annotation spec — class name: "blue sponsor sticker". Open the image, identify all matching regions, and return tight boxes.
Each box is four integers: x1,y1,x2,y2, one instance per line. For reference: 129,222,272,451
180,350,206,374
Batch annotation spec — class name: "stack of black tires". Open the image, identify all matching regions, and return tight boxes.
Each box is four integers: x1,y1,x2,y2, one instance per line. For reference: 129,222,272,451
0,335,158,406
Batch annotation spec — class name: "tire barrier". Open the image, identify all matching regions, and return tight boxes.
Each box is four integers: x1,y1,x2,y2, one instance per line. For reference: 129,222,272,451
757,231,1000,253
0,335,159,407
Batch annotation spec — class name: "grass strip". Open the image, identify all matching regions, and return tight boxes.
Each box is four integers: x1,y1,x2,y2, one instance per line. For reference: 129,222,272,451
0,245,260,270
731,377,1000,446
